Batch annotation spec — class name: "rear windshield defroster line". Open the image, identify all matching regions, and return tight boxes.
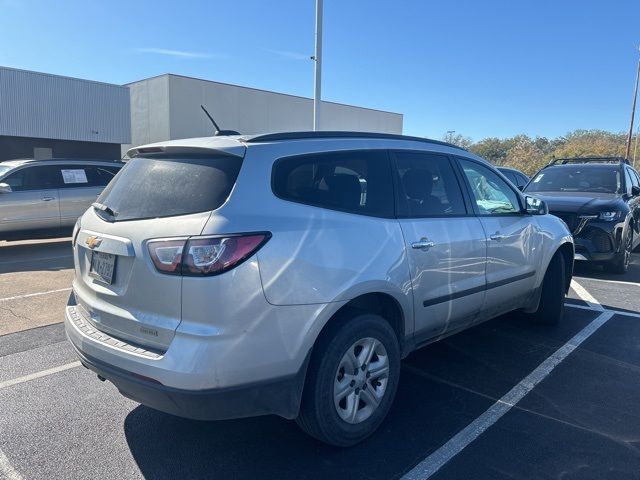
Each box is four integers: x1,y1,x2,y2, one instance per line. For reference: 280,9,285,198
96,155,243,222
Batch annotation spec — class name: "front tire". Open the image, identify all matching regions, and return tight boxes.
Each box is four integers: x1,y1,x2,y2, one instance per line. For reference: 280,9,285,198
296,313,400,447
527,252,565,325
604,228,632,274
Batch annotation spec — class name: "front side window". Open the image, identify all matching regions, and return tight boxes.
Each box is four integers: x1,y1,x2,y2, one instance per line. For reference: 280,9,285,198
272,150,393,217
459,159,521,215
526,166,621,194
624,168,634,196
3,166,61,191
393,151,466,217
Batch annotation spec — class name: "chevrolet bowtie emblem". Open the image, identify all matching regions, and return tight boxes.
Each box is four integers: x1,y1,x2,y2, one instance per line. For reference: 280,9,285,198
85,236,102,249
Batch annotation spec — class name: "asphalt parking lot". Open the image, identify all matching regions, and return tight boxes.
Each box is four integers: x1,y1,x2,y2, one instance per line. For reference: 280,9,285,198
1,239,640,480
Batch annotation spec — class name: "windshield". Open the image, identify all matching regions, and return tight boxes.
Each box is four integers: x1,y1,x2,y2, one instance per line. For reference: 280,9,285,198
0,165,13,178
525,166,621,194
96,155,243,222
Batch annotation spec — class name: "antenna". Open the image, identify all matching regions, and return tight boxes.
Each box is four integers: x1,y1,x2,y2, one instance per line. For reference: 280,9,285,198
200,105,240,136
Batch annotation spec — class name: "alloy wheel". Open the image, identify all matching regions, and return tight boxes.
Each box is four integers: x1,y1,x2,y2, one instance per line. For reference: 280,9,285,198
333,337,390,424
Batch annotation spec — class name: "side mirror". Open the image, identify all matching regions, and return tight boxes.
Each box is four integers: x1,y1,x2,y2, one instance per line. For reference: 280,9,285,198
525,195,548,215
632,185,640,197
0,183,12,194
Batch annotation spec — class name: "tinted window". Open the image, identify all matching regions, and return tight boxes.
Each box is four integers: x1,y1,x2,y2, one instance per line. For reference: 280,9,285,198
393,152,466,217
624,168,634,195
459,159,521,215
631,169,640,189
272,150,393,217
86,165,121,187
501,170,517,185
526,166,621,194
96,156,242,222
515,172,529,188
57,165,120,188
3,166,61,191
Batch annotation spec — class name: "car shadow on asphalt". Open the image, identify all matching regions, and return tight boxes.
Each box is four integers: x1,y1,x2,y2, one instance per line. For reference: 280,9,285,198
573,253,640,284
0,239,73,273
123,308,600,480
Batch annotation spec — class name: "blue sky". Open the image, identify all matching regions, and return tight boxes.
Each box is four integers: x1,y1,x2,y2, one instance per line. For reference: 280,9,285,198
0,0,638,140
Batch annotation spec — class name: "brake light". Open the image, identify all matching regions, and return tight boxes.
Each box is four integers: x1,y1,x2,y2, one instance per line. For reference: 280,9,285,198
148,239,186,275
147,233,270,276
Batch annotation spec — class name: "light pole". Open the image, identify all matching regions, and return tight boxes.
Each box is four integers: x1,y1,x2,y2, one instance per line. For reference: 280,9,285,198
625,47,640,162
312,0,323,131
446,130,456,143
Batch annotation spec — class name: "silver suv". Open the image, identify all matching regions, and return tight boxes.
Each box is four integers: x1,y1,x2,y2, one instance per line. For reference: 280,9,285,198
0,159,122,240
64,132,573,446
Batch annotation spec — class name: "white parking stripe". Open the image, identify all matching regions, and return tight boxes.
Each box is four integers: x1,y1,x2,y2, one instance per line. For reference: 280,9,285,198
0,361,81,390
0,449,24,480
0,288,72,303
402,283,611,480
573,276,640,288
570,279,604,311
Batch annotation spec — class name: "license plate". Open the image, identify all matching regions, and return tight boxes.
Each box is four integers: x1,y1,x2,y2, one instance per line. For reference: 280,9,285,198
89,251,116,284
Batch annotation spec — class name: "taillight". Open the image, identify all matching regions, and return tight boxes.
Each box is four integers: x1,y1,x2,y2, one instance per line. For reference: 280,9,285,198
148,239,186,275
147,233,270,276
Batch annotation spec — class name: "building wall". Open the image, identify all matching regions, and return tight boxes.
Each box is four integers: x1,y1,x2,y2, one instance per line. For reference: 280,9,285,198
0,136,121,161
0,67,130,144
126,74,403,152
128,75,171,147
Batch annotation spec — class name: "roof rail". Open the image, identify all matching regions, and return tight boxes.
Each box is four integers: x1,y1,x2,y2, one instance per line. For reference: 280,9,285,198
546,156,630,167
241,131,466,150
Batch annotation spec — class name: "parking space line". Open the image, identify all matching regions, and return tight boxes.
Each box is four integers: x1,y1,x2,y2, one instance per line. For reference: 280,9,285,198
402,308,615,480
570,279,604,311
0,287,72,303
0,449,23,480
0,361,81,390
573,276,640,288
401,282,611,480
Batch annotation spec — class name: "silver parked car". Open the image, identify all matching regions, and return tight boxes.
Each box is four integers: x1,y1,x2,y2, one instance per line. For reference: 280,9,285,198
64,132,573,446
0,159,123,240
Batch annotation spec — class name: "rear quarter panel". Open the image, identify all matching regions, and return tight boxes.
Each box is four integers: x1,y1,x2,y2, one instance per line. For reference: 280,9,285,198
200,141,415,336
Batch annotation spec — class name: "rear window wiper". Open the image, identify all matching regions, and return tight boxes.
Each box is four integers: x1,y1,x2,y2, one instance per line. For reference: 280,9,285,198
92,202,117,218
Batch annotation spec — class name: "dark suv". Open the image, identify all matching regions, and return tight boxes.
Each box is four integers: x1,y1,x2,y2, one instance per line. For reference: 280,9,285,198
525,157,640,273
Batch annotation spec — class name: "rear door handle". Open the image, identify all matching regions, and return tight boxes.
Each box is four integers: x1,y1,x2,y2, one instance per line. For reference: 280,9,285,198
41,196,55,201
489,234,506,241
411,238,435,251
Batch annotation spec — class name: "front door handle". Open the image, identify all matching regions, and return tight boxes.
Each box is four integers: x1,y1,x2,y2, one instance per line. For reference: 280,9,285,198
411,238,435,251
41,196,55,201
489,234,506,241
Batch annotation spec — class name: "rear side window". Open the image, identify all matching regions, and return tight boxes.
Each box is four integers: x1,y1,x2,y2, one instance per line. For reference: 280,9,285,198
272,150,393,217
85,165,121,187
96,156,242,221
392,151,466,217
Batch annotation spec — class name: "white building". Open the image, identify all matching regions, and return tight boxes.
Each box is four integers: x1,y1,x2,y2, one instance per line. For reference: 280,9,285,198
0,67,130,161
0,67,403,161
125,74,403,154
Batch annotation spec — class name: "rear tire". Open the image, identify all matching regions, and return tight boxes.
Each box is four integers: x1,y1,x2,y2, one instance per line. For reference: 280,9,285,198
527,253,565,325
296,313,400,447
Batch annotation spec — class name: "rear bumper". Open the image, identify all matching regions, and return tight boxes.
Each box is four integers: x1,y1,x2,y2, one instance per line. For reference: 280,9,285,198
64,293,312,421
67,337,308,421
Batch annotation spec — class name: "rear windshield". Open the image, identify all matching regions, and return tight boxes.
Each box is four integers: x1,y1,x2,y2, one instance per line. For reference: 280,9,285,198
525,166,621,194
96,155,242,221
